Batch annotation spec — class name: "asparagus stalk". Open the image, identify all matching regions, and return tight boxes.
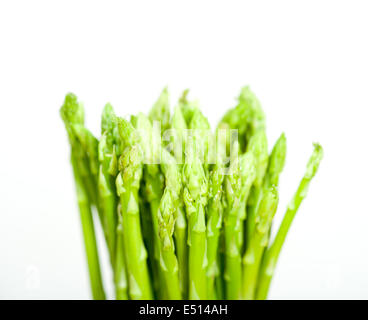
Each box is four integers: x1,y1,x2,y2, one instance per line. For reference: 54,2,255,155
218,86,265,152
224,145,256,299
170,105,189,297
115,118,153,300
183,108,211,299
179,89,198,127
98,104,119,265
239,133,286,300
98,103,130,299
159,149,184,299
206,163,225,299
263,133,287,189
245,130,268,248
242,186,278,299
256,143,323,299
183,156,208,299
60,93,105,300
114,204,129,299
149,87,171,133
132,112,165,298
157,186,182,299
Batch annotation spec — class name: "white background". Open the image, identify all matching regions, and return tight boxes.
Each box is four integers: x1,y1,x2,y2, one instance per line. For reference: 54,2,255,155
0,0,367,299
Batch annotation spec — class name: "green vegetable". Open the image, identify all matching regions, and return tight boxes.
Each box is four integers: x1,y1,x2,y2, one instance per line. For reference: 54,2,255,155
60,87,322,300
224,145,256,299
242,186,278,299
256,143,323,299
115,118,153,299
60,93,105,300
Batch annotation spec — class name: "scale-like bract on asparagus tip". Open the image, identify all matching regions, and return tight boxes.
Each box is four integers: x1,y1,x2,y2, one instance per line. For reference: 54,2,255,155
159,190,176,233
189,108,210,130
179,89,189,105
256,186,279,234
70,123,99,175
172,106,187,131
305,143,323,179
117,117,140,152
101,103,116,134
98,132,108,162
149,87,170,132
132,112,155,164
269,133,287,172
246,130,268,186
266,133,287,186
183,157,208,202
161,150,182,202
240,152,257,187
60,93,84,126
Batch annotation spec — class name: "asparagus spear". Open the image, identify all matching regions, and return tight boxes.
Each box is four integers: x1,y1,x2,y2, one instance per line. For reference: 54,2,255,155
60,93,105,300
245,130,268,248
218,86,265,152
242,186,278,299
224,144,256,299
115,118,153,300
183,155,208,299
132,112,165,298
170,105,189,298
158,149,183,299
98,104,119,264
263,133,287,189
179,89,198,127
156,189,181,299
206,162,225,299
149,87,171,133
98,103,129,299
256,143,323,299
115,204,129,299
183,108,212,299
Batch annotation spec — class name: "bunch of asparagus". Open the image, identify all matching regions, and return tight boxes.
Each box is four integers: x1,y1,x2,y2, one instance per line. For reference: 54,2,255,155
60,87,323,300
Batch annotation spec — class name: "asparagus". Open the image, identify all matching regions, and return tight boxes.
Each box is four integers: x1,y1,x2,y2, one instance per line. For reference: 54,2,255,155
183,155,208,299
60,93,105,300
179,89,198,127
98,104,119,264
224,145,256,299
114,205,129,299
256,143,323,299
158,149,183,299
264,133,287,189
115,118,153,300
165,105,189,298
61,87,323,301
242,186,278,299
183,108,212,299
245,130,268,248
218,86,265,152
98,103,130,299
149,87,171,133
206,162,225,299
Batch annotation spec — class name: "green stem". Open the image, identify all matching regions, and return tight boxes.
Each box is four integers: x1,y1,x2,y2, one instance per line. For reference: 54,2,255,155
119,188,153,300
73,161,105,300
242,232,264,299
98,162,118,266
114,213,128,299
256,144,323,300
174,205,188,299
188,204,207,300
224,215,242,299
206,201,223,299
161,248,182,299
245,187,262,248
